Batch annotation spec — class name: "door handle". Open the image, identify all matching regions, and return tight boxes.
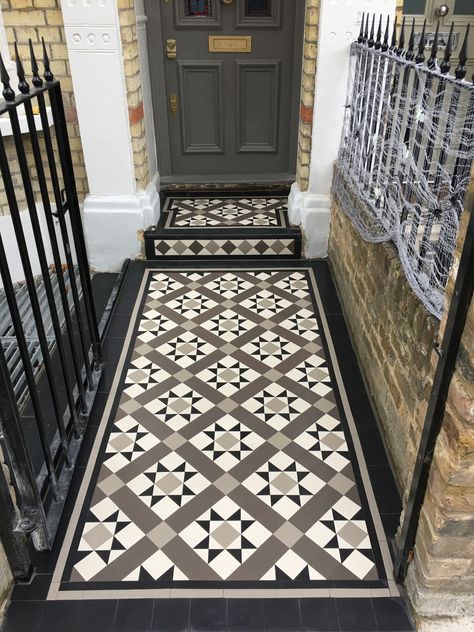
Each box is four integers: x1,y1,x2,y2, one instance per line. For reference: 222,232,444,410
166,39,177,59
169,93,178,117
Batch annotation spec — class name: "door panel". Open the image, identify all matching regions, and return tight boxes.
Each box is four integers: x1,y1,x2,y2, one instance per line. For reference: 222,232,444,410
178,62,224,153
403,0,474,76
237,61,280,153
146,0,304,181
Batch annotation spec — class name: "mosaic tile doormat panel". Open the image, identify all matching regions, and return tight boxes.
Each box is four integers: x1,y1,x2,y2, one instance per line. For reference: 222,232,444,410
164,198,289,228
53,269,393,598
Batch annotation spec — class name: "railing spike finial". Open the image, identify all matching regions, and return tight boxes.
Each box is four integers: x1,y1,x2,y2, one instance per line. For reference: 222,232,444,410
368,14,375,48
14,42,30,95
440,22,454,75
455,24,470,81
358,12,365,43
428,21,440,70
41,37,54,82
375,14,382,50
415,19,427,65
382,15,390,52
390,15,397,52
29,39,43,88
397,16,406,56
364,11,369,42
0,52,15,102
406,18,416,61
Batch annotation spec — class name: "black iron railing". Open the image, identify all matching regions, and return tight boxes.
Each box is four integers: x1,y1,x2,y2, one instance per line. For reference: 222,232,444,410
0,39,102,557
333,15,474,319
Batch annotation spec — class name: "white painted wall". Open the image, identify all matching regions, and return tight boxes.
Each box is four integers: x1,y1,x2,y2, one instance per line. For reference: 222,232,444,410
288,0,397,258
60,0,160,272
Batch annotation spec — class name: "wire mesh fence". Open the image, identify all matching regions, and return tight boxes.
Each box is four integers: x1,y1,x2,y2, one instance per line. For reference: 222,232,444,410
333,15,474,319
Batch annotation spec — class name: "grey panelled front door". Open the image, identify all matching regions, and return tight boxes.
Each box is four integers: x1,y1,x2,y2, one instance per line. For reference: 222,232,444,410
146,0,304,181
403,1,474,77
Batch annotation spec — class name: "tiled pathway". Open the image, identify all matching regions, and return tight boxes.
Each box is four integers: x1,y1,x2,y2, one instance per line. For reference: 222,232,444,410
2,260,414,631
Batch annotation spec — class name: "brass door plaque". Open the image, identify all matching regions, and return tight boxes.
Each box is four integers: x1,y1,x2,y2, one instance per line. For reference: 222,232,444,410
209,36,252,53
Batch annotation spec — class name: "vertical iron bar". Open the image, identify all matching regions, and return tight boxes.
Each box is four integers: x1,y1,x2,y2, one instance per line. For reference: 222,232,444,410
2,111,72,468
23,95,88,418
0,232,59,501
47,81,103,372
21,97,81,437
394,196,474,583
0,343,50,555
35,90,94,394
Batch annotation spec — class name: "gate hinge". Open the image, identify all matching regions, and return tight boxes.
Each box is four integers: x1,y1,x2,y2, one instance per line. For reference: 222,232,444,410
16,508,40,533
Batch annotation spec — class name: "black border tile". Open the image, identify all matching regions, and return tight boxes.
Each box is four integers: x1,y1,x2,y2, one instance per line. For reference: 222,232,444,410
152,599,191,632
74,599,118,632
228,599,264,632
372,597,414,631
300,598,340,632
335,598,377,632
113,599,154,631
264,599,302,632
189,598,226,632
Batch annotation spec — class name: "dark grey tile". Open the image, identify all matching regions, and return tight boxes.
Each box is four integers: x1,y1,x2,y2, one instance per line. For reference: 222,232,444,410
37,601,81,632
228,599,264,632
381,514,402,540
152,599,190,632
264,599,301,632
1,600,44,632
10,574,51,601
372,598,415,631
114,599,154,632
189,599,226,632
75,600,117,632
106,314,133,339
358,428,391,467
300,598,339,632
335,599,377,632
369,467,402,515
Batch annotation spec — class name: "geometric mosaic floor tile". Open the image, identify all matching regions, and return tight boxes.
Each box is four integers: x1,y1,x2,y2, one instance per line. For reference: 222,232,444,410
58,267,388,593
190,416,265,471
242,452,325,519
180,497,272,579
242,382,312,430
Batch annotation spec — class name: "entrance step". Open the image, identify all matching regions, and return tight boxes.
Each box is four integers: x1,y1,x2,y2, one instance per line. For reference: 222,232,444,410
144,196,302,259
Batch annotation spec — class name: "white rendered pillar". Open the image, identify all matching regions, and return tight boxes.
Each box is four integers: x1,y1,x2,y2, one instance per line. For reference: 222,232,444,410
60,0,160,271
289,0,397,258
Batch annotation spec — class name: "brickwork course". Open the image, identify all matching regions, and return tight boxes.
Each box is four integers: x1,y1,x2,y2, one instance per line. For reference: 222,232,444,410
296,0,319,192
0,0,88,213
329,160,474,617
0,0,151,217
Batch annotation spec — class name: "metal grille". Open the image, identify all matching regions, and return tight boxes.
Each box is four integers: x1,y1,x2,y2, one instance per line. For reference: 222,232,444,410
333,15,474,319
0,268,81,410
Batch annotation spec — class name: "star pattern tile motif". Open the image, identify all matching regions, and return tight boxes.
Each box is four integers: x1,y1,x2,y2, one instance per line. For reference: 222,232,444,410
167,197,287,228
65,268,383,589
180,497,272,579
197,357,260,396
191,416,264,471
242,382,312,430
241,331,299,367
144,383,213,431
128,453,210,519
156,331,216,368
242,452,325,519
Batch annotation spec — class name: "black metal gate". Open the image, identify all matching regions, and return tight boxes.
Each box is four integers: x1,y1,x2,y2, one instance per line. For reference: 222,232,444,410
0,40,102,569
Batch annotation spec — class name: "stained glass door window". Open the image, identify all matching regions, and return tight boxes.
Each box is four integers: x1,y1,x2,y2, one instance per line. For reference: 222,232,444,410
245,0,272,18
185,0,211,17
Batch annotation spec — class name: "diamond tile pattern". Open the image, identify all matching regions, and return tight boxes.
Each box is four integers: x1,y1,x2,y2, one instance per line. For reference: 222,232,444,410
154,238,296,257
65,270,381,587
167,197,288,228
